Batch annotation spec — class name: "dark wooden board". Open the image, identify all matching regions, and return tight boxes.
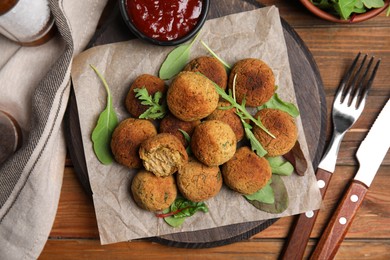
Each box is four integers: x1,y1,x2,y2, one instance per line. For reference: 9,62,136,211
64,0,327,249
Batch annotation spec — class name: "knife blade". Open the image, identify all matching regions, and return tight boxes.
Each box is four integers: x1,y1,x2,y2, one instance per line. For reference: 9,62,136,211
310,99,390,260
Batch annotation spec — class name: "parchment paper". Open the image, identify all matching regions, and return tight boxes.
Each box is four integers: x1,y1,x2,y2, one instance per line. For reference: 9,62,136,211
71,6,322,245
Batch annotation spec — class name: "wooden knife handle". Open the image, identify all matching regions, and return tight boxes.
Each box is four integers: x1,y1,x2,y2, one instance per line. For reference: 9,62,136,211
279,168,332,260
310,181,368,260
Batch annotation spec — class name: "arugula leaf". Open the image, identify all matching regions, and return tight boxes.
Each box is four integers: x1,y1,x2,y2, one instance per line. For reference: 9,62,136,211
267,156,294,176
90,65,119,165
241,118,268,157
133,87,167,119
159,33,200,80
200,40,232,71
157,197,208,227
363,0,385,8
335,0,358,19
244,179,274,204
258,93,299,118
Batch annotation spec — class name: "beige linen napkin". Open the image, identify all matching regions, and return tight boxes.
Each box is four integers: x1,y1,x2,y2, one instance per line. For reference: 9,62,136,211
0,0,108,259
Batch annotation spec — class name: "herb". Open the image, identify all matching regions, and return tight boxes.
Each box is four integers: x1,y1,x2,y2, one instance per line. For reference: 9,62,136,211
159,33,200,80
209,74,275,139
267,156,294,176
312,0,386,20
90,65,119,165
133,87,166,119
200,40,232,71
244,180,274,204
157,197,208,227
178,129,192,155
246,175,289,214
258,93,299,118
241,118,268,157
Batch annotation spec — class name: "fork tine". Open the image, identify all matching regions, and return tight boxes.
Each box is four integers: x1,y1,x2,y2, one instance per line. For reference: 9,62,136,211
360,59,381,104
334,53,361,103
344,54,367,104
351,56,374,108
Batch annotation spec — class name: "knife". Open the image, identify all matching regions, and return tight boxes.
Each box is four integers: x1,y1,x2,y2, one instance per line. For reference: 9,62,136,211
310,99,390,260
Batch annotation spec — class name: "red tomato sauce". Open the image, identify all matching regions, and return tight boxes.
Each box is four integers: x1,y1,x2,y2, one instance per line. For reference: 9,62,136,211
126,0,203,42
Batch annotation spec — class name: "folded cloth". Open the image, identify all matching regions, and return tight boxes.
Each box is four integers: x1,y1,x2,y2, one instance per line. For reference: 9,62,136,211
0,0,108,259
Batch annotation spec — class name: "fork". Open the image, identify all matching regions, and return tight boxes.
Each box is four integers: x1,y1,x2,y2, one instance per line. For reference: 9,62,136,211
280,53,380,260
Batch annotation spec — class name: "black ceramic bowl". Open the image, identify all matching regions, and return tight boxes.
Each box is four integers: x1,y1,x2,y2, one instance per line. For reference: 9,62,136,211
119,0,210,46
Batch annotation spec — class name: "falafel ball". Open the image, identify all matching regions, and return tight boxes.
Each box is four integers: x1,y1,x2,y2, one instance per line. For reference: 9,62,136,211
191,120,236,166
159,113,201,147
111,118,157,168
252,108,298,157
177,157,223,202
228,58,275,107
206,101,244,142
183,56,228,90
167,71,219,121
131,170,177,212
221,146,272,195
125,74,166,118
139,133,188,177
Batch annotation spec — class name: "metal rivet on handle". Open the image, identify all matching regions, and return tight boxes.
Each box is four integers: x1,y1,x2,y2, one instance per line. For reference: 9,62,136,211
339,217,347,225
350,194,359,202
317,180,325,189
305,211,314,218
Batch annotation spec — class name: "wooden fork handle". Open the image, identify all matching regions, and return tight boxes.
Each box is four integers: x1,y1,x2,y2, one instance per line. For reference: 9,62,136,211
310,181,368,260
280,168,332,260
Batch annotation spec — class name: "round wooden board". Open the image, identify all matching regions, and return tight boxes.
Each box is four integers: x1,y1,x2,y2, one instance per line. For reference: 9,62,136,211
64,0,327,249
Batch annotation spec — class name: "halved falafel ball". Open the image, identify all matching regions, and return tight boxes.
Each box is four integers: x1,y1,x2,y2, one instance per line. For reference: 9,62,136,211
191,120,236,166
228,58,275,107
183,56,228,90
111,118,157,168
159,113,201,147
139,133,188,177
177,157,223,202
221,146,272,195
125,74,166,118
206,101,244,142
252,108,298,157
131,170,177,212
167,71,219,121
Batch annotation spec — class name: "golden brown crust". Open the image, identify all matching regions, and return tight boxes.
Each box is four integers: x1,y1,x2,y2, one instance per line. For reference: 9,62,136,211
159,113,201,147
125,74,166,118
131,170,177,212
167,71,219,121
139,133,188,177
191,120,236,166
111,118,157,168
206,101,244,142
177,157,223,202
221,146,272,195
252,108,298,156
228,58,275,107
183,56,228,90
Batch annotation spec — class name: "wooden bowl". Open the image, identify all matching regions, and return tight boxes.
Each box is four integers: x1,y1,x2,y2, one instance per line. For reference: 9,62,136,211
299,0,390,23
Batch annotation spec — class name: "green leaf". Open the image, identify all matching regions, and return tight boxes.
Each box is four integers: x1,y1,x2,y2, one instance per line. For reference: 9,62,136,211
246,175,289,214
162,197,208,227
362,0,385,8
90,65,119,165
159,33,200,80
334,0,360,19
258,93,299,118
178,129,192,155
241,119,268,157
244,180,274,204
267,156,294,176
134,87,167,119
200,40,232,71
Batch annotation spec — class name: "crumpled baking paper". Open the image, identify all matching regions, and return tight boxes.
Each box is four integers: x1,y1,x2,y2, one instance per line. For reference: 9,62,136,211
71,6,322,245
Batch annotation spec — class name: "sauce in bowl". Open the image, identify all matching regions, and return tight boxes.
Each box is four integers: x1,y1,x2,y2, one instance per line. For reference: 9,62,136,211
125,0,203,42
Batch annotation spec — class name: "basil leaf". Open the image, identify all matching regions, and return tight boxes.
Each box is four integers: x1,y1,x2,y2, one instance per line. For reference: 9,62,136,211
246,175,289,214
244,180,274,204
159,33,200,80
90,65,118,165
267,156,294,176
258,93,299,118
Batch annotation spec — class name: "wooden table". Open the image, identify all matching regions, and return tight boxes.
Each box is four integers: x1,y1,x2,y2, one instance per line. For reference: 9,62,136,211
39,0,390,259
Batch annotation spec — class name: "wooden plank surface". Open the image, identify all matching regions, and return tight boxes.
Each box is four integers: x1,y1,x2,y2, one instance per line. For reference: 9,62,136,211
40,0,390,258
